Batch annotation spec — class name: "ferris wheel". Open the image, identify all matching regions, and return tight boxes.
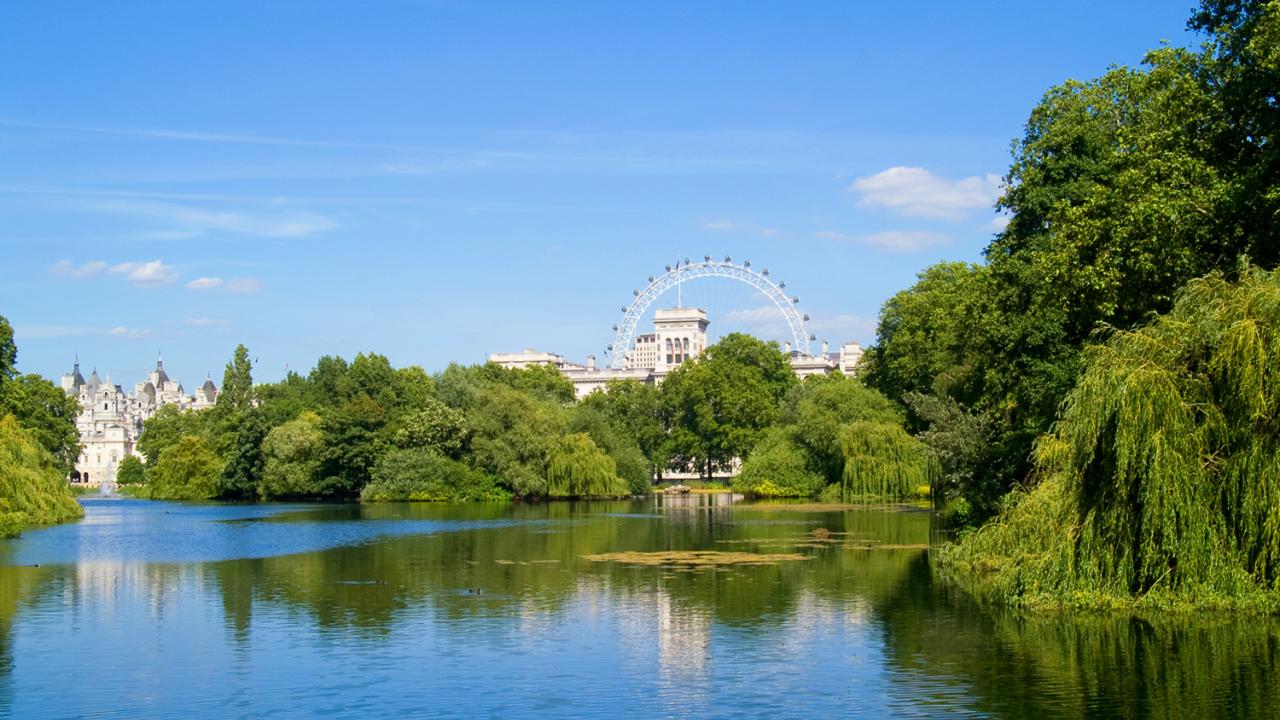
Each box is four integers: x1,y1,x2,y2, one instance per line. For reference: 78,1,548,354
606,256,813,370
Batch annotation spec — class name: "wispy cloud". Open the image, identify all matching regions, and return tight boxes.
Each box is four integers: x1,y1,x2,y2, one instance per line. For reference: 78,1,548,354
0,119,775,172
991,214,1011,230
817,229,950,253
50,259,107,279
851,167,1001,220
13,324,154,340
109,260,179,287
700,219,783,238
109,326,153,339
85,200,335,239
225,277,263,293
185,317,229,327
185,277,224,290
702,219,738,232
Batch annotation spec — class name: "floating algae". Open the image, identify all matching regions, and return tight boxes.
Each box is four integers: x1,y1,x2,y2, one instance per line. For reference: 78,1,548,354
581,550,811,567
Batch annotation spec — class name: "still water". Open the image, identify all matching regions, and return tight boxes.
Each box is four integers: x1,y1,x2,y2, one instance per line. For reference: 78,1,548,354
1,497,1277,719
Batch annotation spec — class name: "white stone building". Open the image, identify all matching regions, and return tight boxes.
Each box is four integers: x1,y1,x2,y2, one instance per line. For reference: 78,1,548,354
60,358,218,488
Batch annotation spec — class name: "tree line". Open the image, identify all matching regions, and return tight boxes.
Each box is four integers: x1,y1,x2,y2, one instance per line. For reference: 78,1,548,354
132,333,931,503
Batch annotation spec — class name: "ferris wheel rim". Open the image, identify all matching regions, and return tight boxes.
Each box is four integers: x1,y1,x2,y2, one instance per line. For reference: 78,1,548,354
607,258,811,370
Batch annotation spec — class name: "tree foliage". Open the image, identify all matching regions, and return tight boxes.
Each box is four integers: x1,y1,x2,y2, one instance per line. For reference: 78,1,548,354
733,428,824,499
144,435,222,500
837,421,936,501
115,455,146,486
546,433,628,498
946,266,1280,607
0,415,82,538
660,333,796,477
361,448,510,502
867,1,1280,519
259,412,324,499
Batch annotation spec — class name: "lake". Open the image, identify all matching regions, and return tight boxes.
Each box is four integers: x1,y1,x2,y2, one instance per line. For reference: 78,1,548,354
1,496,1277,719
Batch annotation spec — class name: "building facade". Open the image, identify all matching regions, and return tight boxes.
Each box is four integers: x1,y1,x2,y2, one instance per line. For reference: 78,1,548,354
60,358,218,488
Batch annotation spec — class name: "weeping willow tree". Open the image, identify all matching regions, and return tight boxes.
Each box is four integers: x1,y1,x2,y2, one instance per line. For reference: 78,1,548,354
945,266,1280,610
546,433,628,498
0,414,83,537
835,421,936,501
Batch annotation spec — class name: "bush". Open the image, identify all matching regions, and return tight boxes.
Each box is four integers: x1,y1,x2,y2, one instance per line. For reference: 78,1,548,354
361,448,510,502
734,429,825,498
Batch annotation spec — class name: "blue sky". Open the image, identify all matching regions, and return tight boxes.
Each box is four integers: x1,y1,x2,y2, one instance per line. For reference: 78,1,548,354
1,1,1197,387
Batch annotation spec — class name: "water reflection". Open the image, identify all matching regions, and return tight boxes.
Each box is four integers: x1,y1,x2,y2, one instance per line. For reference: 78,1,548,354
0,498,1277,718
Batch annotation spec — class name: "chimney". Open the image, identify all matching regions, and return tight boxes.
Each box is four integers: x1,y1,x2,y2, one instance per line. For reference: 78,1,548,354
821,340,829,355
587,354,596,370
785,341,792,354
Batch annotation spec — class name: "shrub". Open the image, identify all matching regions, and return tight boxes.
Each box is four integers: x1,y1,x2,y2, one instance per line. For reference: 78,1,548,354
734,429,825,498
361,448,510,502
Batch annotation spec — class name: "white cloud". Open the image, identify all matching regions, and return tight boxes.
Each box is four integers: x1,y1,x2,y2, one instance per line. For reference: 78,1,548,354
225,277,263,293
991,214,1012,230
185,317,228,327
108,260,179,287
50,259,107,279
701,219,737,232
185,277,224,290
817,229,950,253
760,228,780,238
109,326,153,339
851,167,1001,220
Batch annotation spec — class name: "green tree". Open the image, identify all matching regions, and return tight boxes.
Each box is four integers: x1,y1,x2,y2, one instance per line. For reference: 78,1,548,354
219,408,270,498
259,412,324,498
115,455,146,486
568,404,651,494
0,374,81,475
145,435,222,500
837,421,935,500
361,447,509,502
137,404,208,466
0,415,82,538
733,428,824,498
660,333,796,478
393,397,469,458
946,266,1280,607
316,396,386,497
545,433,627,498
0,316,15,386
578,379,665,477
217,344,255,414
863,262,991,411
782,373,903,484
469,384,564,496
